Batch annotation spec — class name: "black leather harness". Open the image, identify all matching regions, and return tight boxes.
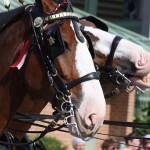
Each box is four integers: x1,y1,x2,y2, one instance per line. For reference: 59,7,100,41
0,0,100,148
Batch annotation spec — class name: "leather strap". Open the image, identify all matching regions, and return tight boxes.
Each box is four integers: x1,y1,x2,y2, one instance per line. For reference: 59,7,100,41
66,72,99,89
105,36,122,67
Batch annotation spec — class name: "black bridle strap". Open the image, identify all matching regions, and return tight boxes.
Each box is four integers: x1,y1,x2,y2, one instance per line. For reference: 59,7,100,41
105,36,122,67
66,72,99,90
15,112,58,120
104,88,120,99
0,124,65,147
104,120,150,129
57,129,150,149
14,113,150,130
51,72,99,109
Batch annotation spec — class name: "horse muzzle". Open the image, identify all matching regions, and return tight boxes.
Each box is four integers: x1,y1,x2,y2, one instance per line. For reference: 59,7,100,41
68,109,102,141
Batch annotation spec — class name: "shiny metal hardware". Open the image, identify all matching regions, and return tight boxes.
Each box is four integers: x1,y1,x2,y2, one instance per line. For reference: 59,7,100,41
34,17,43,28
47,37,55,46
106,68,146,94
114,70,146,94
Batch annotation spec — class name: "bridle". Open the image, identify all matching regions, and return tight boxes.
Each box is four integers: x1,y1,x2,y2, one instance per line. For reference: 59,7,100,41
30,0,99,139
0,0,100,147
79,18,146,98
95,36,146,99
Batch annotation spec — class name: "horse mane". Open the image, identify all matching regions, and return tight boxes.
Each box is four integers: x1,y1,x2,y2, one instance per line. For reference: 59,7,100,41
0,5,28,33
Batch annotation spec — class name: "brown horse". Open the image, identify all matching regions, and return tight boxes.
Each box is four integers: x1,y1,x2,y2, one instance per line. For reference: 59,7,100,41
0,0,106,145
80,18,150,89
7,17,150,146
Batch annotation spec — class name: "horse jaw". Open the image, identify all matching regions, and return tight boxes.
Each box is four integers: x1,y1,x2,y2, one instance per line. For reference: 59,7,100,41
69,22,106,140
84,26,150,89
116,39,150,88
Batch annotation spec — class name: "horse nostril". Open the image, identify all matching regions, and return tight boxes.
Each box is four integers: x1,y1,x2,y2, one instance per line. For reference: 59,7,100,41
85,114,96,130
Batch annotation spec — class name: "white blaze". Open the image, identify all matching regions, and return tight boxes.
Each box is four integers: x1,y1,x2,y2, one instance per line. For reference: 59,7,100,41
70,22,106,130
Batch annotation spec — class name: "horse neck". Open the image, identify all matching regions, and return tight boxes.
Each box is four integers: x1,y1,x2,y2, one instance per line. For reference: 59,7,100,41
0,12,32,80
6,12,32,57
8,94,49,140
7,50,54,140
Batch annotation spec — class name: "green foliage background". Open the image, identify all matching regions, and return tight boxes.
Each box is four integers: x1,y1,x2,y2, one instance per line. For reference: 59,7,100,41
134,102,150,135
30,136,67,150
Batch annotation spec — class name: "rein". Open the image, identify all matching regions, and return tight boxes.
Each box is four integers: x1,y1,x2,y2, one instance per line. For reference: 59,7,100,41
4,112,150,149
11,112,150,130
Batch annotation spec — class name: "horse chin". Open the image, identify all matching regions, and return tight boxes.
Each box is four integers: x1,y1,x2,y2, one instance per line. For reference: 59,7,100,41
68,110,98,141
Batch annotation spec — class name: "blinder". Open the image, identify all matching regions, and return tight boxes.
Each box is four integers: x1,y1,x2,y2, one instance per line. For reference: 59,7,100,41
80,16,108,32
45,24,66,59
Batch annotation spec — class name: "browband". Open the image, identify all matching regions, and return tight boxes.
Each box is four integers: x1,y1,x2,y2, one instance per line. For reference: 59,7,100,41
44,12,79,22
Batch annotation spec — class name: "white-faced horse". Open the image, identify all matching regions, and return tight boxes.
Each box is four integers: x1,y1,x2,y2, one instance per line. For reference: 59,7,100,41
80,17,150,92
0,1,106,149
7,16,150,150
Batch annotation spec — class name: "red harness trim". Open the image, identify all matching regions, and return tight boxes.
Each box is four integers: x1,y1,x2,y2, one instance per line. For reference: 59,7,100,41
52,2,69,14
10,37,32,69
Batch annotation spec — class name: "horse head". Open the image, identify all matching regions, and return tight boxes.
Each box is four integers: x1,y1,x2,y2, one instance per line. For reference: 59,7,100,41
20,0,106,140
80,18,150,93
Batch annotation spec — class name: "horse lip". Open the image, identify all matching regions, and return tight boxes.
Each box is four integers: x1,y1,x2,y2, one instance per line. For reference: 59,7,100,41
73,109,96,138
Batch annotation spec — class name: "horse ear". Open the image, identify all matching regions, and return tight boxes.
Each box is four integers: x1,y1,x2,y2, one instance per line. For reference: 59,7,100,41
35,0,43,7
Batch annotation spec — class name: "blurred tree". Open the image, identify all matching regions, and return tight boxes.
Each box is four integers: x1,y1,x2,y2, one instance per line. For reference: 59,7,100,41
134,102,150,135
